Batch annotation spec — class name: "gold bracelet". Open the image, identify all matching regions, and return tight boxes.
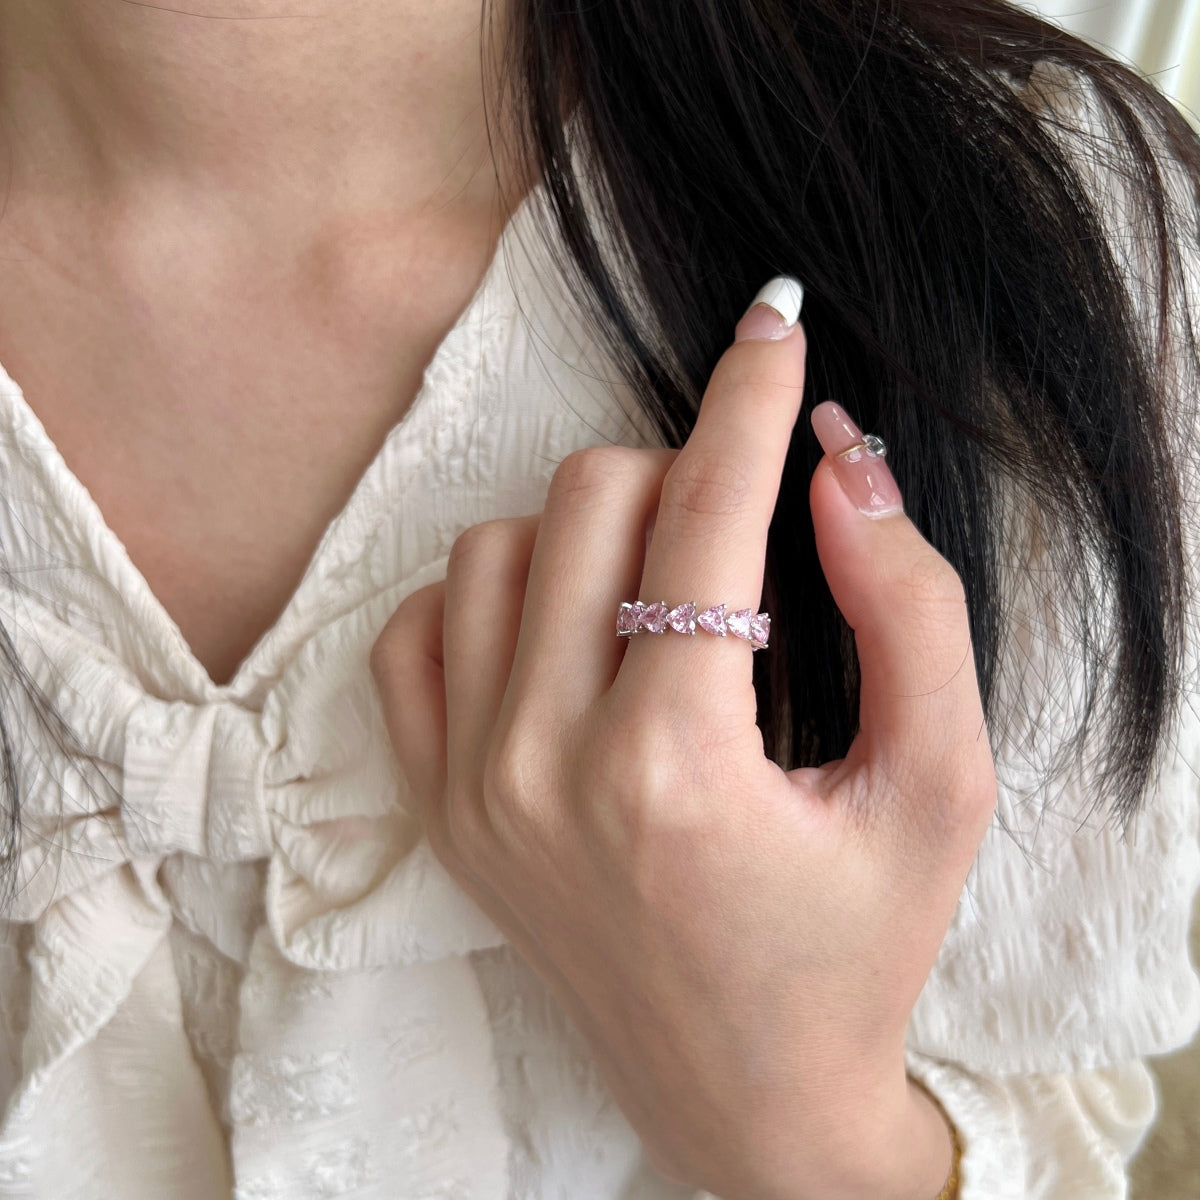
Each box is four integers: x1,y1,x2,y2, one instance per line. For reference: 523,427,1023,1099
911,1079,963,1200
933,1119,962,1200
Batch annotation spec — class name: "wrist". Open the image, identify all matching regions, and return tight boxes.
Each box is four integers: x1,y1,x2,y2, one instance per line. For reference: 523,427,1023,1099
823,1074,957,1200
711,1069,958,1200
891,1077,959,1200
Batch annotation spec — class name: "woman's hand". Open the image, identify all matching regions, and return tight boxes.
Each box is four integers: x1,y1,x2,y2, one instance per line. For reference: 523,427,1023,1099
370,280,996,1200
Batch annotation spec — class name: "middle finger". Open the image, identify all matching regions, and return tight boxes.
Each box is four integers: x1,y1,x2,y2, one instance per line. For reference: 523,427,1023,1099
618,278,807,701
502,446,678,726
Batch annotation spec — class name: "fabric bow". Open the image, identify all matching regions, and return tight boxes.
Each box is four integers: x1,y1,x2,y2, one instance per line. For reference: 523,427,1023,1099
0,560,514,1198
5,554,507,967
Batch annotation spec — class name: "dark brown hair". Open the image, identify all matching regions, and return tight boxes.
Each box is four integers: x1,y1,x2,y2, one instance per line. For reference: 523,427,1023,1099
490,0,1200,822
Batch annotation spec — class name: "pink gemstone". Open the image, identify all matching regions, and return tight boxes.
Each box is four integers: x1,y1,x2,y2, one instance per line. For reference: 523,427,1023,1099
749,612,771,648
616,602,641,636
667,602,696,635
638,602,669,634
726,609,753,641
697,604,727,636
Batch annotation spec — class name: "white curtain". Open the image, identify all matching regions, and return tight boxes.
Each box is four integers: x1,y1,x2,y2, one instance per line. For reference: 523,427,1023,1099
1012,0,1200,124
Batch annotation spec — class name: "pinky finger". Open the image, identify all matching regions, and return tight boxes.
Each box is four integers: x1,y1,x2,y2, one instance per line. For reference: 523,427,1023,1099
370,580,449,815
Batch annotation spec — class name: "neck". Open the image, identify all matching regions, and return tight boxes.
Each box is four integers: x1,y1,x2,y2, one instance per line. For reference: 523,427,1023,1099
0,0,519,222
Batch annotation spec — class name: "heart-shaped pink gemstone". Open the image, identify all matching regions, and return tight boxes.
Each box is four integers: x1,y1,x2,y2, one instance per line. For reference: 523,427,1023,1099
616,602,641,636
726,608,754,641
749,612,771,648
667,602,696,634
697,604,727,636
638,602,669,634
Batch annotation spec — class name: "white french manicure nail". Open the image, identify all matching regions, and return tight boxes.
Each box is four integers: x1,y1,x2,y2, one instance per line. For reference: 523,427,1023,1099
752,276,804,325
734,276,806,342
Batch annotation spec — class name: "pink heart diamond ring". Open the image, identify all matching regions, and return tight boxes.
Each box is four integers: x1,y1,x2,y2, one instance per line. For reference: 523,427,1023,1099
616,601,771,651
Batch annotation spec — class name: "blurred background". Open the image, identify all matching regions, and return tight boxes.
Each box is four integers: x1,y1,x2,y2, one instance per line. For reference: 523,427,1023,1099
1015,0,1198,123
1011,2,1199,1194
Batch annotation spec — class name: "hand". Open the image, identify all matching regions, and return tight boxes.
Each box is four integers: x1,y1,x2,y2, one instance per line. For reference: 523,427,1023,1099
370,280,996,1200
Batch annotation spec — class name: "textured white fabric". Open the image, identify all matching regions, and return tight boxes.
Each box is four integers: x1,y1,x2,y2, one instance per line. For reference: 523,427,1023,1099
0,63,1197,1200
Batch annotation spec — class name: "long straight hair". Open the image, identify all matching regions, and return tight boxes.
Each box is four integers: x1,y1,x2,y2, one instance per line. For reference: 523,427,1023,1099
485,0,1200,823
2,1,1200,894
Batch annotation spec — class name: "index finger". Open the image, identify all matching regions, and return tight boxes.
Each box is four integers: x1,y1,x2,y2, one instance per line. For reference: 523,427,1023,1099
617,277,807,697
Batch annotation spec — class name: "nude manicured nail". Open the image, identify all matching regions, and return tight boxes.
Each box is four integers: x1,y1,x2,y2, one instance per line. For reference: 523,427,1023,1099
811,401,904,518
734,276,805,342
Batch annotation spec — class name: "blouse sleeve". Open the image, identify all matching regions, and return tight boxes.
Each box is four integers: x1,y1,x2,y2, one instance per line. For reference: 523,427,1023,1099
905,1055,1159,1197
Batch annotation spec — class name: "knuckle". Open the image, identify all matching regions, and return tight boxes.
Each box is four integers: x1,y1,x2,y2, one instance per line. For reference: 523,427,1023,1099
369,592,425,683
896,552,967,612
548,446,644,508
612,750,679,816
485,742,530,809
581,715,706,834
368,627,399,683
483,724,553,830
660,449,753,524
447,519,508,574
588,703,678,800
907,743,998,846
930,750,987,813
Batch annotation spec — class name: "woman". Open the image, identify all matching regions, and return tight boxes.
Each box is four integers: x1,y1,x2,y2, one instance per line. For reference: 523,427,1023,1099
0,1,1196,1197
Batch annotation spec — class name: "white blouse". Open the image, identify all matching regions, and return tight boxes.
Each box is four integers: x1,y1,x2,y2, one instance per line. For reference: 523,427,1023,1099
0,62,1197,1200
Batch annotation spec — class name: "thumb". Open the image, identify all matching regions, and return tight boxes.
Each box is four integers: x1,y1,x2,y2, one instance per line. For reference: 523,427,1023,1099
808,402,992,811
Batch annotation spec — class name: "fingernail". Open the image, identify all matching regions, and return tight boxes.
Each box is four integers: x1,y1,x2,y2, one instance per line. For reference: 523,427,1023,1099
734,276,805,342
810,401,904,518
